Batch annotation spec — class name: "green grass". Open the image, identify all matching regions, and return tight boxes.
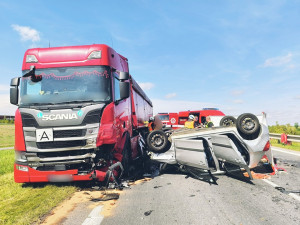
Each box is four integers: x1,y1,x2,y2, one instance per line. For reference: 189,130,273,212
0,151,78,225
0,150,15,175
0,174,77,225
270,138,300,152
0,124,15,148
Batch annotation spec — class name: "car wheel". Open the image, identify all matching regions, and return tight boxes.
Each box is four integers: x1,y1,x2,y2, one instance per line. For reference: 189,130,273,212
219,116,236,127
146,130,169,153
236,113,260,136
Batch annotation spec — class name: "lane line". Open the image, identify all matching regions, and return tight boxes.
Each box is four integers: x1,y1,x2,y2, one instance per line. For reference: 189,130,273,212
82,205,104,225
0,147,13,151
272,147,300,157
262,179,300,202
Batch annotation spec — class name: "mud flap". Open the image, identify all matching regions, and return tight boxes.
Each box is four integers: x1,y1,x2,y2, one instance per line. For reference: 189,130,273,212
210,134,253,180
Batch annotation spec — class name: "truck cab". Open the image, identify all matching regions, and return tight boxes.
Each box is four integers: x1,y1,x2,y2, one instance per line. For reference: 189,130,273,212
10,44,153,183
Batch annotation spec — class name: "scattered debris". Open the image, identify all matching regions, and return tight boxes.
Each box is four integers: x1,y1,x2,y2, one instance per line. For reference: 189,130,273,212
144,210,154,216
153,185,162,189
275,187,300,194
243,171,271,179
91,193,120,202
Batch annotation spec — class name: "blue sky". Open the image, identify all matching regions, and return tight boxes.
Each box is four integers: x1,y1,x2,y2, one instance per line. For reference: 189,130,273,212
0,0,299,125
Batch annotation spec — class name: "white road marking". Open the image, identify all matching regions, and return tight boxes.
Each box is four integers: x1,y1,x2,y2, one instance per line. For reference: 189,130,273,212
272,147,300,157
82,205,104,225
0,147,13,151
262,179,300,202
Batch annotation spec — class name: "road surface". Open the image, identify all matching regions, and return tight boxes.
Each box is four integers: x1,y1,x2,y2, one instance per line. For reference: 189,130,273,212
60,147,300,225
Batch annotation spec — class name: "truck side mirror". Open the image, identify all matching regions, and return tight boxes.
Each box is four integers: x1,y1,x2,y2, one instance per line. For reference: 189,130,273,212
119,82,130,100
10,77,20,105
119,72,129,81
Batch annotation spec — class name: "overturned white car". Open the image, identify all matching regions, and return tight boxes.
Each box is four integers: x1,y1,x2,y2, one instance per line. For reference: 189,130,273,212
146,113,274,180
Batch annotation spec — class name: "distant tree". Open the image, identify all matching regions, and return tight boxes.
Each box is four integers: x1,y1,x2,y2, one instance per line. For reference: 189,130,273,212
295,123,299,129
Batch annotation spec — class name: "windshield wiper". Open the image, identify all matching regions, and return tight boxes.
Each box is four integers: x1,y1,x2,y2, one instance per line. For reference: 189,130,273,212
56,100,99,105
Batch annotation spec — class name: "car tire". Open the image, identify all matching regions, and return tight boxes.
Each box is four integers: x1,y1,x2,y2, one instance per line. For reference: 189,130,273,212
236,113,260,136
146,130,170,153
219,116,236,127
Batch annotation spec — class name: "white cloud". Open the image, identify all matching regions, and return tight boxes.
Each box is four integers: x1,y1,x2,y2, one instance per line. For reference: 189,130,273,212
0,94,17,115
233,99,244,104
295,95,300,99
165,93,177,99
262,53,292,67
231,90,244,96
137,82,154,91
12,24,40,42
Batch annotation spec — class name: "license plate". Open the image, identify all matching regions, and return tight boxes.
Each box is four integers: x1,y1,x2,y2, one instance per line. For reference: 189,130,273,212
48,174,73,182
36,128,53,142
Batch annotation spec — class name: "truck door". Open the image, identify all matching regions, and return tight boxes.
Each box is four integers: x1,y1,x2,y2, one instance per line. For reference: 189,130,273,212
210,134,253,179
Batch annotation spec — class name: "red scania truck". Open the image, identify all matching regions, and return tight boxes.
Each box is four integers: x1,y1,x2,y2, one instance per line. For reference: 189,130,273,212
10,44,153,183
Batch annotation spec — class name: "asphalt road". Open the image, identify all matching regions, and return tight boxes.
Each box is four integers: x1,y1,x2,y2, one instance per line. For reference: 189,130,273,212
100,147,300,225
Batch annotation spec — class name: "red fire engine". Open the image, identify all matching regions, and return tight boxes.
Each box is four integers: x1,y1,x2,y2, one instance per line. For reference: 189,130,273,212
10,44,152,183
157,108,225,129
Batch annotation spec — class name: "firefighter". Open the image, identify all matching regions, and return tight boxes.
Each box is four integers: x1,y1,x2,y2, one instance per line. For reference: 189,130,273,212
148,117,155,132
205,116,214,128
184,115,195,128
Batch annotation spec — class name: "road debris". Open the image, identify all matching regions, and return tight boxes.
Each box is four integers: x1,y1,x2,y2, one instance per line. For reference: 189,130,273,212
144,210,154,216
275,186,300,194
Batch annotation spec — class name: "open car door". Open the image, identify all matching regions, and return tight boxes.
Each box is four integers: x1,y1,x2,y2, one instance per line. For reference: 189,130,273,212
210,134,253,179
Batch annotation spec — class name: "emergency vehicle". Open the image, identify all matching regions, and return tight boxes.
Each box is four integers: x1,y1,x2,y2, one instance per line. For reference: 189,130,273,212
157,108,225,129
10,44,152,184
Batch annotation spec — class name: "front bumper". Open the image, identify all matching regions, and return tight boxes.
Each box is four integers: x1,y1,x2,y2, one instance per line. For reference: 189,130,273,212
14,164,93,183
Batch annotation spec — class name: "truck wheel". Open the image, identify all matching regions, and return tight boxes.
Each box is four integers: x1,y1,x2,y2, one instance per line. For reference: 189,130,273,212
146,130,169,153
122,137,132,177
219,116,236,127
236,113,260,136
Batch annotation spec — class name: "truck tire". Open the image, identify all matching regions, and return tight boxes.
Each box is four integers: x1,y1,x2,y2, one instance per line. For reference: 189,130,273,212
146,130,170,153
219,116,236,127
122,136,132,177
236,113,260,137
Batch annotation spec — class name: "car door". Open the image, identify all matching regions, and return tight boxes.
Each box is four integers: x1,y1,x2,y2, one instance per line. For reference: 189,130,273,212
174,138,210,170
210,134,253,179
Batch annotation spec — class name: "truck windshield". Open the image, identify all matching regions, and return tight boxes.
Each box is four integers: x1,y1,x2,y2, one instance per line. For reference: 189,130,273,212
20,66,111,107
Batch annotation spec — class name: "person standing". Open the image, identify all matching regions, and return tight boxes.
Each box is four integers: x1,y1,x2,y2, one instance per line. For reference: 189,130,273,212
184,115,195,128
205,116,214,128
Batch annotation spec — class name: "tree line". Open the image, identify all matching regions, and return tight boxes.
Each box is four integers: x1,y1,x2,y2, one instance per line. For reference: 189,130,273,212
269,122,300,135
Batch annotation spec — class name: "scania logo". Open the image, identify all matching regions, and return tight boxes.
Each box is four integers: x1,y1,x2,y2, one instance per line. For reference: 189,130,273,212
77,110,83,117
37,111,83,121
37,112,43,118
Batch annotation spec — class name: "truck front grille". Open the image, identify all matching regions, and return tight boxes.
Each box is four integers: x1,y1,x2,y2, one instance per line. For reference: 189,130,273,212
36,149,92,158
82,109,101,124
53,129,86,138
36,140,86,149
21,113,38,127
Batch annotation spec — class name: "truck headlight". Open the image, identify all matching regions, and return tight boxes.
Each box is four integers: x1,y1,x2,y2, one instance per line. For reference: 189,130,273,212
16,165,29,172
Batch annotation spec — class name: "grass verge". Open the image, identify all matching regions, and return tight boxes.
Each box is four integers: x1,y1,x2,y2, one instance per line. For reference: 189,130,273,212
270,138,300,152
0,150,78,225
0,124,14,148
